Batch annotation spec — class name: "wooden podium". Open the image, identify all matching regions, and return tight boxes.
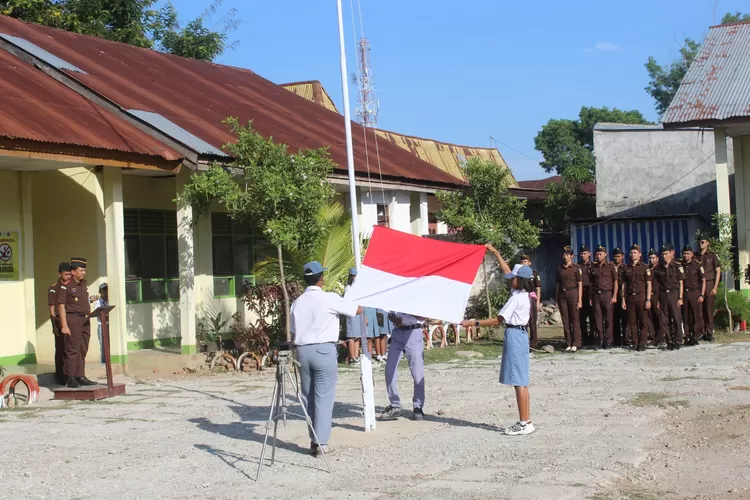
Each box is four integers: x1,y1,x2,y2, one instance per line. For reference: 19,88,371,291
54,305,127,401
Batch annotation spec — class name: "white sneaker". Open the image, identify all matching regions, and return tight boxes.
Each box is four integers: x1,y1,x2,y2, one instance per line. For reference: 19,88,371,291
504,422,536,436
571,346,577,353
564,346,572,352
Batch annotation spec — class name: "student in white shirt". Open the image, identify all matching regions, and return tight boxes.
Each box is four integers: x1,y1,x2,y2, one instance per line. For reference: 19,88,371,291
463,246,536,436
291,261,362,457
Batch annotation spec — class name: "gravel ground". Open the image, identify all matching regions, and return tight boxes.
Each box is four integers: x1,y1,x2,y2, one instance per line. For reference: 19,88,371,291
2,340,750,500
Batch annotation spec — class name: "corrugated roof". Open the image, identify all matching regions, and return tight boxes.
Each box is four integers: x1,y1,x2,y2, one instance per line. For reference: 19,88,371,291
0,16,460,187
0,48,181,161
282,80,339,113
663,21,750,125
280,80,511,183
517,175,596,196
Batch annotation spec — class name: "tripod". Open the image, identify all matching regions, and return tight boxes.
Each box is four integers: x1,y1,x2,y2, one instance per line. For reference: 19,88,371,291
256,350,331,480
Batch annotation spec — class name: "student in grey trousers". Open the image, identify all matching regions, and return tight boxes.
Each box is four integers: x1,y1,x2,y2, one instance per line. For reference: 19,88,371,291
291,261,362,457
379,312,426,421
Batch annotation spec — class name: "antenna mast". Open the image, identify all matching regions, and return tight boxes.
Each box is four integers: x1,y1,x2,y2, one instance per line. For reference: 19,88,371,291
355,37,378,128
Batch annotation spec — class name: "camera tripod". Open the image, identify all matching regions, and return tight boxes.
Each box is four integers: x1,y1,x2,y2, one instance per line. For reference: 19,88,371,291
255,349,331,480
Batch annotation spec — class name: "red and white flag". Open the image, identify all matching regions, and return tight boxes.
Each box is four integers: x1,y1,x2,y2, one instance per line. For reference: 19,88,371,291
344,227,486,323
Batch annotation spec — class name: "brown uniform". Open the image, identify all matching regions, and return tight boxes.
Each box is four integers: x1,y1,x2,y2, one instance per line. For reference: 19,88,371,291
47,278,68,381
682,259,705,343
613,261,627,345
557,263,582,348
590,261,617,345
622,261,652,348
529,270,541,348
653,261,686,347
579,260,594,345
647,264,662,344
57,278,91,378
697,250,720,337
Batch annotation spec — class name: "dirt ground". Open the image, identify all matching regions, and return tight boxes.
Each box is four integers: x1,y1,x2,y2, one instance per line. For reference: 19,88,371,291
2,334,750,500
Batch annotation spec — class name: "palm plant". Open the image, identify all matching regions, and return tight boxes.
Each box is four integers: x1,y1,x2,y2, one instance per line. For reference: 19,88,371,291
253,201,364,294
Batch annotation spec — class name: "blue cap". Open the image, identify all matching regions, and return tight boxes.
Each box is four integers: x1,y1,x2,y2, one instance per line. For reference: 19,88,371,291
303,261,328,276
349,267,357,276
504,264,534,280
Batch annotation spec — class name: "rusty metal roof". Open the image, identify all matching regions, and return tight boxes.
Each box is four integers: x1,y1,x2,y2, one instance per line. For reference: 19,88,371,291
0,48,181,162
0,16,461,187
280,80,512,183
663,21,750,126
517,175,596,196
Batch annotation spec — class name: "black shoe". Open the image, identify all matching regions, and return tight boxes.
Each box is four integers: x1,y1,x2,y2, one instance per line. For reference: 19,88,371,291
66,377,81,388
77,377,97,386
602,342,611,350
707,334,715,343
637,345,646,352
378,405,404,421
55,375,66,385
411,407,425,421
674,343,681,350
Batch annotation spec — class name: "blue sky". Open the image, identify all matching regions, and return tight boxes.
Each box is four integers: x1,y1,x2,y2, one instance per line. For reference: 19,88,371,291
173,0,747,181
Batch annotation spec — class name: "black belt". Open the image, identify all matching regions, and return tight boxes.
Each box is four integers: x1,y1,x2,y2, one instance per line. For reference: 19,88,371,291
662,289,678,293
594,289,612,294
68,312,88,317
297,341,337,347
560,288,577,292
396,324,423,330
506,324,528,329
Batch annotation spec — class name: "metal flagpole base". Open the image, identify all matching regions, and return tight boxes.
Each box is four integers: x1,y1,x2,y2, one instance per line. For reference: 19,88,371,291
255,350,332,480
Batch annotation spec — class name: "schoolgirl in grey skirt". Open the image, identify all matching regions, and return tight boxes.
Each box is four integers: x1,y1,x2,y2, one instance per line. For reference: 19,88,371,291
462,245,536,436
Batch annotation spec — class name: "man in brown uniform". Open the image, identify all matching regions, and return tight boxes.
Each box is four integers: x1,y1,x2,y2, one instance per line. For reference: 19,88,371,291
520,254,541,349
590,245,618,349
556,246,583,352
646,249,663,347
681,245,706,346
58,257,97,388
653,243,686,350
696,235,720,342
621,244,652,351
611,248,627,346
47,262,72,385
578,245,594,346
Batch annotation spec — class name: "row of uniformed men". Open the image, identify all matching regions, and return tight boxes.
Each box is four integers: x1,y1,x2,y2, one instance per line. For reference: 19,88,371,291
47,258,103,388
555,238,720,352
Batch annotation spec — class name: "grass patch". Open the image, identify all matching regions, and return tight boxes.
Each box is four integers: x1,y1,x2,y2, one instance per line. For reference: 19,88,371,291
628,392,689,408
423,336,504,364
713,330,750,344
728,385,750,391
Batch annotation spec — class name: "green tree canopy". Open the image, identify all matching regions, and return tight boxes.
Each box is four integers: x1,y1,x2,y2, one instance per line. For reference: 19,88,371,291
534,106,650,181
435,158,539,257
0,0,237,61
645,12,748,115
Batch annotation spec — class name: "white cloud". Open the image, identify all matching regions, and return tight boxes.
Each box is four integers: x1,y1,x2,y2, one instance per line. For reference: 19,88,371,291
586,41,623,52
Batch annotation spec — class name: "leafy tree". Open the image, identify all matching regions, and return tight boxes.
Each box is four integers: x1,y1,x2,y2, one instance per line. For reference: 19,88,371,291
178,119,336,342
702,213,738,330
436,158,539,257
534,106,650,180
0,0,238,61
645,13,749,115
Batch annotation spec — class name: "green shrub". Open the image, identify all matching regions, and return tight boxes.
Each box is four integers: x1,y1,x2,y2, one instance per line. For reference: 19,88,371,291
714,283,750,328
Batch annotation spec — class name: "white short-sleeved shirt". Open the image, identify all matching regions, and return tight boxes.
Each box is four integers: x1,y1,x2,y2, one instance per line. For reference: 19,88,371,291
498,289,530,326
291,286,359,345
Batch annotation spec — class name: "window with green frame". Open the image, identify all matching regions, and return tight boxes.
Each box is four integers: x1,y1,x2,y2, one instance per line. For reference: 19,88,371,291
124,209,180,303
211,213,270,297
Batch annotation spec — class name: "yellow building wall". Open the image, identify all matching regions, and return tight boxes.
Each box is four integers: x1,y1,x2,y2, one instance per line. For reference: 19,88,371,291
31,168,105,364
121,176,242,351
0,170,35,365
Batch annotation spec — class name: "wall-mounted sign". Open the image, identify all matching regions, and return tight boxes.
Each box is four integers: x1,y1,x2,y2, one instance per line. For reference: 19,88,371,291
0,230,20,281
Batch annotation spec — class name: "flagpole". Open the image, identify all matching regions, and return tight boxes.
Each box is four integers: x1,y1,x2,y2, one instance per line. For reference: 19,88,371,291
336,0,376,432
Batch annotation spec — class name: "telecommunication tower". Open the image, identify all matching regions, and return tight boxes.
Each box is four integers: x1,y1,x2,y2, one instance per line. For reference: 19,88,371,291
355,37,379,128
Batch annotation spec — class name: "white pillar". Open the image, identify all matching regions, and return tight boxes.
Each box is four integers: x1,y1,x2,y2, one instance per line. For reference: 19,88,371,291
419,192,429,236
177,169,196,354
20,172,36,359
102,167,128,364
736,137,750,292
410,192,421,235
714,128,732,226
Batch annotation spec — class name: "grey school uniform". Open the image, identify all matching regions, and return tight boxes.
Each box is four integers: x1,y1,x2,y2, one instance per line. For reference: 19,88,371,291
385,312,425,409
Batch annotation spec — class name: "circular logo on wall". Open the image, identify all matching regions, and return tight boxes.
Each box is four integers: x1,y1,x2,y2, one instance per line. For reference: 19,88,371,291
0,243,11,262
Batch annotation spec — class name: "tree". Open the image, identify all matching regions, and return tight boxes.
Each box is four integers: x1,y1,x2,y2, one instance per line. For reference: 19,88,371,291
704,213,738,331
253,201,361,295
0,0,238,61
534,106,650,180
645,13,749,116
178,119,336,342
